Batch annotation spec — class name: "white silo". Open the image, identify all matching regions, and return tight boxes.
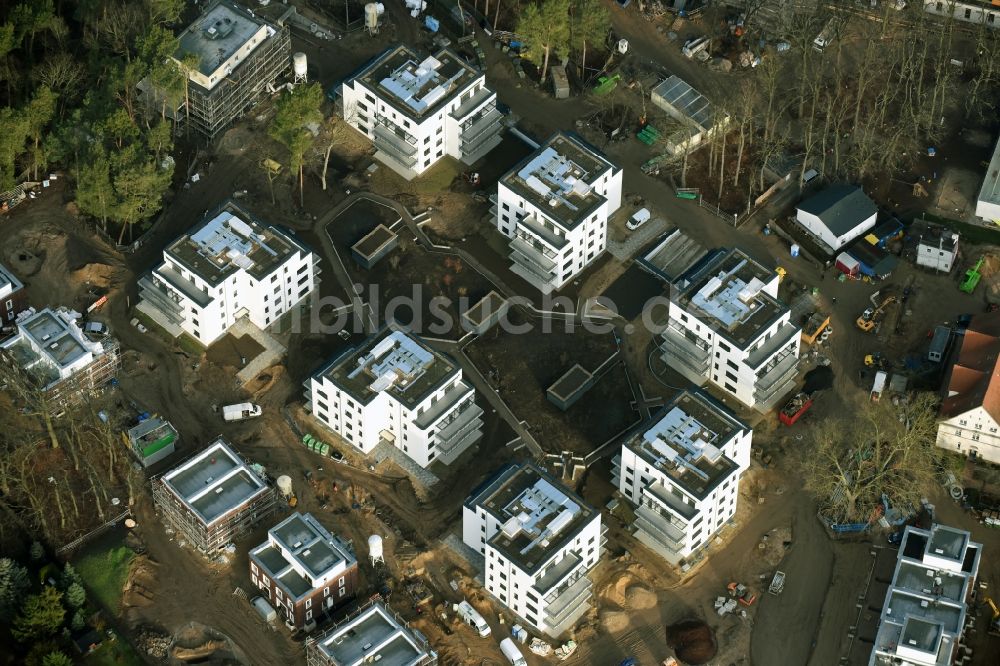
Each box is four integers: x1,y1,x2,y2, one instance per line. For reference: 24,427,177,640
368,534,384,565
292,52,308,83
276,475,293,498
365,3,380,35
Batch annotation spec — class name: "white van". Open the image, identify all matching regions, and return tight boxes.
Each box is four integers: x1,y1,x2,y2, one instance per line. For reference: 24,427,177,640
813,19,838,52
457,601,491,637
500,638,527,666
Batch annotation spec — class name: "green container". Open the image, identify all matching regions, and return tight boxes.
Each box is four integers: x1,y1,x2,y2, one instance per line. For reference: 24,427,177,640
301,434,311,444
320,444,330,456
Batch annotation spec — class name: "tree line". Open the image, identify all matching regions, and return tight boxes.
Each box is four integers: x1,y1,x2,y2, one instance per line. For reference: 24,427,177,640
0,0,190,242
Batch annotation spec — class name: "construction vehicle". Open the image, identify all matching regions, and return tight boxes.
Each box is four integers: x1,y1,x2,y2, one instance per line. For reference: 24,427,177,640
727,582,757,606
864,352,891,371
986,596,1000,635
856,295,896,332
768,571,785,595
960,256,985,293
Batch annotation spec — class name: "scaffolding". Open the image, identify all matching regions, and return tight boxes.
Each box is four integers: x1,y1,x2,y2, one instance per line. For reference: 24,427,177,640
0,339,122,410
151,473,278,554
183,16,291,138
305,599,438,666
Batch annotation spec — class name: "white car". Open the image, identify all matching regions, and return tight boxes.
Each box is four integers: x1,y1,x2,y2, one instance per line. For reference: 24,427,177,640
626,208,651,231
130,317,148,334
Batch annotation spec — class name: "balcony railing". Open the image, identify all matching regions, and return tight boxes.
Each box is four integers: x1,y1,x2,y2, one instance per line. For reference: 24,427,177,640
451,86,495,119
645,482,698,522
543,573,592,627
517,215,569,251
510,236,557,272
510,263,557,294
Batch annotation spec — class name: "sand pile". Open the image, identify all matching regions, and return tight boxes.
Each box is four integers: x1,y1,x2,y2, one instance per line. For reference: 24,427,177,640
666,619,717,665
625,585,657,610
72,262,117,288
601,611,629,633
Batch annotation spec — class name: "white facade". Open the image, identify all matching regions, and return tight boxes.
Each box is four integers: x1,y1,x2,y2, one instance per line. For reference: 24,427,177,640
613,391,751,565
494,133,623,293
462,462,603,638
796,207,876,250
340,45,503,179
976,134,1000,221
1,307,110,386
870,524,981,666
925,0,1000,27
174,2,273,92
659,248,800,412
936,406,1000,464
916,231,959,273
307,329,483,468
138,206,317,345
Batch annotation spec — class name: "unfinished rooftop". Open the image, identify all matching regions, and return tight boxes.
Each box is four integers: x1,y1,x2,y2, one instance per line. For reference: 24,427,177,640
0,261,23,296
1,308,106,387
470,462,595,574
165,207,306,286
176,1,270,81
502,133,614,231
630,391,743,500
251,512,355,600
319,330,458,408
356,45,480,121
676,248,787,348
161,438,269,524
309,601,434,666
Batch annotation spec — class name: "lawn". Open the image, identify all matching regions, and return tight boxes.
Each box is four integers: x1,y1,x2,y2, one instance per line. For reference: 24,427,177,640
920,212,1000,245
75,546,134,613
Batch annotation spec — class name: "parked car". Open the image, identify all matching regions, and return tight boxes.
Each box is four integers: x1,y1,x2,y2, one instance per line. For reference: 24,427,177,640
129,317,147,333
626,208,651,231
223,403,262,421
84,321,109,336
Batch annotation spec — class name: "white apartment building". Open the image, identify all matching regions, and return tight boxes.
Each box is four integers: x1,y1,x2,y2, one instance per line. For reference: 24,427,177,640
870,524,981,666
659,247,800,412
493,132,623,293
0,307,121,406
925,0,1000,27
976,134,1000,222
138,203,317,346
306,601,437,666
936,313,1000,464
339,45,504,179
306,328,483,468
0,261,25,324
612,390,751,566
462,462,604,638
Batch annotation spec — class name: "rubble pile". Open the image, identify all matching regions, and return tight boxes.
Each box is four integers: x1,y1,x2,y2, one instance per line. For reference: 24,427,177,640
135,628,171,658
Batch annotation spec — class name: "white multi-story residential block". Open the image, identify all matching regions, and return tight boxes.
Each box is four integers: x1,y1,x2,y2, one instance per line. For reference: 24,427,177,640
0,261,26,324
936,313,1000,464
925,0,1000,27
138,202,317,346
612,390,751,565
339,45,503,179
462,462,604,638
306,328,483,468
0,307,121,407
306,600,437,666
659,247,800,412
870,523,981,666
493,132,623,293
977,134,1000,222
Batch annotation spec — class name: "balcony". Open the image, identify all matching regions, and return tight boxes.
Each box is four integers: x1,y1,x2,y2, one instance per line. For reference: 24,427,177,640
373,121,417,155
753,350,799,411
434,402,484,455
463,107,503,143
415,382,474,429
510,236,557,273
745,323,799,370
534,552,583,596
635,503,688,544
646,482,699,521
451,86,495,120
611,454,622,487
517,215,568,251
633,511,685,565
155,267,213,308
542,573,592,635
137,275,186,326
510,261,558,294
373,137,419,169
659,324,711,383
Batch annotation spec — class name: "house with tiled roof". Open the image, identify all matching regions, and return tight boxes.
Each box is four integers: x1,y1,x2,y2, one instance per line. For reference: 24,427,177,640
936,313,1000,464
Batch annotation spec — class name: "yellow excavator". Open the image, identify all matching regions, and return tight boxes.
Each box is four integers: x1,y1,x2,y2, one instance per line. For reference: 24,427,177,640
987,596,1000,635
856,295,897,333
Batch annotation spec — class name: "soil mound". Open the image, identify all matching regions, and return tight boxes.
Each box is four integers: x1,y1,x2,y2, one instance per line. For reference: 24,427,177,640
601,611,629,633
625,585,656,610
170,622,247,664
666,619,717,665
72,262,117,289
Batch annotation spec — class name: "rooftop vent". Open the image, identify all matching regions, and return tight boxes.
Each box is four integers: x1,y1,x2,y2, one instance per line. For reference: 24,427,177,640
204,18,235,40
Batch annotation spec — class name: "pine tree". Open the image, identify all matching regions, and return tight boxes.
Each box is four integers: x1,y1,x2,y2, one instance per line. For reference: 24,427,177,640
0,558,31,620
11,587,65,643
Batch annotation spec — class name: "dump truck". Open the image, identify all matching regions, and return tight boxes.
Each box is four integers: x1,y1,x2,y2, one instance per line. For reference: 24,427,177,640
768,571,785,595
223,403,262,421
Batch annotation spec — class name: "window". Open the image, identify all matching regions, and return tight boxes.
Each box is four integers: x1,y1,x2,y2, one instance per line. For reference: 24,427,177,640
306,609,313,621
324,586,330,597
305,598,312,609
339,577,345,587
965,8,972,19
339,587,346,597
4,299,11,311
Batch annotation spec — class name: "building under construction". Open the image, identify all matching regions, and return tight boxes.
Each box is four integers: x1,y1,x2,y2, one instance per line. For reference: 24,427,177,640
0,307,121,409
152,437,278,554
172,0,291,139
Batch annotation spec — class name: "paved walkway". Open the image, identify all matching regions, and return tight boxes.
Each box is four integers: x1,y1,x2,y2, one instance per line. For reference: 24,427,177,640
232,317,286,384
371,441,439,489
606,216,670,261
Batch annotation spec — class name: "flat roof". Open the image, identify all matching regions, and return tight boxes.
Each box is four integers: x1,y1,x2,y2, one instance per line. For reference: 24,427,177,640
638,228,707,283
501,132,617,231
627,390,745,500
463,290,507,327
675,247,788,349
165,204,308,286
651,75,714,130
251,512,355,600
353,45,481,121
469,462,597,574
0,308,108,387
980,134,1000,208
352,224,398,260
0,261,23,295
128,417,178,446
176,1,267,77
317,329,459,408
161,438,269,525
547,364,593,402
311,602,433,666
